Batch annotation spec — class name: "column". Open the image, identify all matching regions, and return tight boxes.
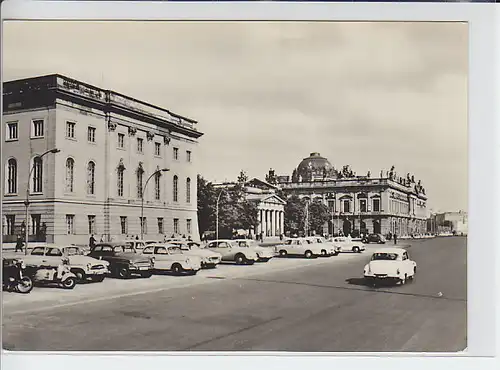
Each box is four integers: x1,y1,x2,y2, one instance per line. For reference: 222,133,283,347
274,210,278,236
262,210,267,237
280,211,284,236
270,210,275,236
258,210,262,235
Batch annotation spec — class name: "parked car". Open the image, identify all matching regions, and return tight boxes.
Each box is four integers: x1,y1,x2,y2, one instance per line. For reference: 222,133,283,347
274,238,324,259
330,236,366,253
142,244,202,275
206,240,259,265
23,245,109,283
87,242,154,278
304,236,340,256
167,241,222,268
124,239,147,250
232,239,274,262
363,247,416,286
362,233,387,244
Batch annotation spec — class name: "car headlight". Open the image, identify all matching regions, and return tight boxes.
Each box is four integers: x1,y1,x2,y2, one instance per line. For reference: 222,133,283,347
86,263,92,270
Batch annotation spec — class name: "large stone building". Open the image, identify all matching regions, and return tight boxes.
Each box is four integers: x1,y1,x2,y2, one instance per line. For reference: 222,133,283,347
2,74,203,245
268,152,428,237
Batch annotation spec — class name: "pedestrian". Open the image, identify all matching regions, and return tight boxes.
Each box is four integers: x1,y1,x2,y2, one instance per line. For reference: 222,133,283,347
135,235,139,240
280,233,283,241
15,235,24,253
89,234,96,248
394,233,398,245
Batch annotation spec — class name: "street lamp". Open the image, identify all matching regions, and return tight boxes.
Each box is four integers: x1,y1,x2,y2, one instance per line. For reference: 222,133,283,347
216,188,228,241
141,168,169,241
24,148,60,255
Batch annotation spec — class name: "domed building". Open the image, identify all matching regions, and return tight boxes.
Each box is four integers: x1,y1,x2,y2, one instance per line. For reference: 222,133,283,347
270,152,428,238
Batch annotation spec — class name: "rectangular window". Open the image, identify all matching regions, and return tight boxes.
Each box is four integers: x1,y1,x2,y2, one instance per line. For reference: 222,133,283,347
155,142,161,156
140,217,147,235
137,138,143,153
120,216,128,235
66,215,75,235
373,199,381,212
88,215,96,235
157,218,164,234
343,200,350,213
31,214,41,236
173,218,179,234
155,173,161,200
173,147,179,160
359,199,367,213
118,133,125,148
186,219,192,234
6,215,16,235
88,126,96,143
186,150,191,162
66,121,76,138
117,169,124,197
327,200,336,212
32,119,44,138
7,122,18,140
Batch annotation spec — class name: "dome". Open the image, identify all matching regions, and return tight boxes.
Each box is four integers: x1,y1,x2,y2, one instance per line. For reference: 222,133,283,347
294,152,337,182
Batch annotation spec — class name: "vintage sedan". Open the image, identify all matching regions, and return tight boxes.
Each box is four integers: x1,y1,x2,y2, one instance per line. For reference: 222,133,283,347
362,233,387,244
23,245,109,282
167,241,222,268
142,244,202,275
363,247,417,286
124,239,147,250
88,243,154,279
232,239,274,262
330,236,366,253
274,238,324,259
206,240,259,265
304,236,340,256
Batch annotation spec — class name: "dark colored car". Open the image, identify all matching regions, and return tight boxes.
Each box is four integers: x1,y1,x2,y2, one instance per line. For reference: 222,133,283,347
362,233,387,244
87,242,154,278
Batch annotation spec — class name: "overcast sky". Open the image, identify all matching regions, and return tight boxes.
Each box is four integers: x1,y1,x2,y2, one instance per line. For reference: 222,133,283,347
3,21,467,212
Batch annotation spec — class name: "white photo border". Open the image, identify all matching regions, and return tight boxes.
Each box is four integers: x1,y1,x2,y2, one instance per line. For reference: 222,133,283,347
1,0,498,369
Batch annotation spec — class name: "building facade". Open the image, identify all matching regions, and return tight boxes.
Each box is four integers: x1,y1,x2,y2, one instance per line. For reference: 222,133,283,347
2,74,203,245
268,152,428,237
428,211,468,235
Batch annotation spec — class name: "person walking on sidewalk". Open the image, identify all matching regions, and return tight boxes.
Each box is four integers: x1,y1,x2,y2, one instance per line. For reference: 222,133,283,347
393,233,398,245
15,235,24,253
89,234,96,248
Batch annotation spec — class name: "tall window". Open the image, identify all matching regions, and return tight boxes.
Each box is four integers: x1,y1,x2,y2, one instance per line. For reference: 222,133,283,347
137,168,144,198
88,215,96,234
120,216,128,234
137,138,143,153
372,198,381,212
66,121,76,138
186,219,192,234
31,214,41,235
87,161,95,195
155,172,161,200
140,217,147,235
7,122,18,140
327,200,336,212
157,218,164,234
33,157,43,193
173,147,179,160
65,158,75,192
155,142,161,156
32,119,44,138
66,215,75,235
186,177,191,203
173,175,178,202
359,199,367,212
88,127,96,143
6,215,15,235
186,150,192,162
117,167,124,197
173,218,179,234
118,133,125,148
7,158,17,194
342,200,351,213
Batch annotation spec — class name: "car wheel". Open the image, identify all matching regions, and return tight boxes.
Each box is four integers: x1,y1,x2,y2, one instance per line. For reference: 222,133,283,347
353,246,360,253
235,254,246,265
321,249,327,256
171,263,183,275
333,251,339,256
16,276,34,294
279,250,287,257
61,277,77,290
304,250,314,259
117,266,130,279
72,269,86,282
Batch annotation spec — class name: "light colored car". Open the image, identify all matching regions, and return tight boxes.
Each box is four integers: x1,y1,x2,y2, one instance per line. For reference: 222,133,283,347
330,236,366,253
206,239,259,265
232,239,274,262
304,236,340,256
363,247,417,286
274,238,324,259
124,240,147,250
24,245,109,282
167,240,222,268
143,244,202,275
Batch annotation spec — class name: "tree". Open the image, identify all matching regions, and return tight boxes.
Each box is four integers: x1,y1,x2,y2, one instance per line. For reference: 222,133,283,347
308,201,330,235
197,175,217,237
284,195,305,235
237,170,248,185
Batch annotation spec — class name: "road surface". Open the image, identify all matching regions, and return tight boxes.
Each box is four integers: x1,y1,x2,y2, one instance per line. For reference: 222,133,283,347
2,237,466,352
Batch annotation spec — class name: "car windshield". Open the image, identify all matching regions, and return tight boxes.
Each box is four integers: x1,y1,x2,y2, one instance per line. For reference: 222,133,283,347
371,253,398,261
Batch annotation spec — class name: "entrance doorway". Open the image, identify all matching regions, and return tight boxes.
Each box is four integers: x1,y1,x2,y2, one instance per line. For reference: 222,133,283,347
373,220,381,234
342,219,352,236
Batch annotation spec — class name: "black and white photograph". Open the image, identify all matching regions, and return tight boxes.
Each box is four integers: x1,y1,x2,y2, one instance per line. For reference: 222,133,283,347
2,19,468,353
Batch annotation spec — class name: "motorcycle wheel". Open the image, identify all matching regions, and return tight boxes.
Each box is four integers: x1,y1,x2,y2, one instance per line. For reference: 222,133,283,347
16,277,34,294
61,277,77,290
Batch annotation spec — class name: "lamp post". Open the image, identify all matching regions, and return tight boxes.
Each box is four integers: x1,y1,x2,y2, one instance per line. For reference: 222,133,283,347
215,188,228,241
141,168,169,241
24,148,60,255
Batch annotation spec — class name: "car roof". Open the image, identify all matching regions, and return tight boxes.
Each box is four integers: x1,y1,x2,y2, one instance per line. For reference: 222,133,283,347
95,242,128,247
372,247,407,254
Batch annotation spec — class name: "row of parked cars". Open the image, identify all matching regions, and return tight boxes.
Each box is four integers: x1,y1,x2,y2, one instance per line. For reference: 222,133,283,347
2,235,371,294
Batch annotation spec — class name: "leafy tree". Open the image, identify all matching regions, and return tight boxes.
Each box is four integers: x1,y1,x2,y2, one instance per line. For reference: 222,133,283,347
284,195,305,235
197,175,216,236
308,201,330,235
237,170,248,185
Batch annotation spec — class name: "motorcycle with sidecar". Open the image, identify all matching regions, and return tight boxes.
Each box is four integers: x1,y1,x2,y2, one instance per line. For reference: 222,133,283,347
2,257,34,294
24,257,78,289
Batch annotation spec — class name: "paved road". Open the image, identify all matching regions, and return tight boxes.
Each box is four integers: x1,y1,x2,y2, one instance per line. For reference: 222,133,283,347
2,237,466,352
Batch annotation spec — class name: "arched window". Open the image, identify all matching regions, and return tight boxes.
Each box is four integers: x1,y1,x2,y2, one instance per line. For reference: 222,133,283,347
186,177,191,203
33,157,43,193
87,161,95,195
137,167,144,198
154,172,161,200
7,158,17,194
65,158,74,192
173,175,178,202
